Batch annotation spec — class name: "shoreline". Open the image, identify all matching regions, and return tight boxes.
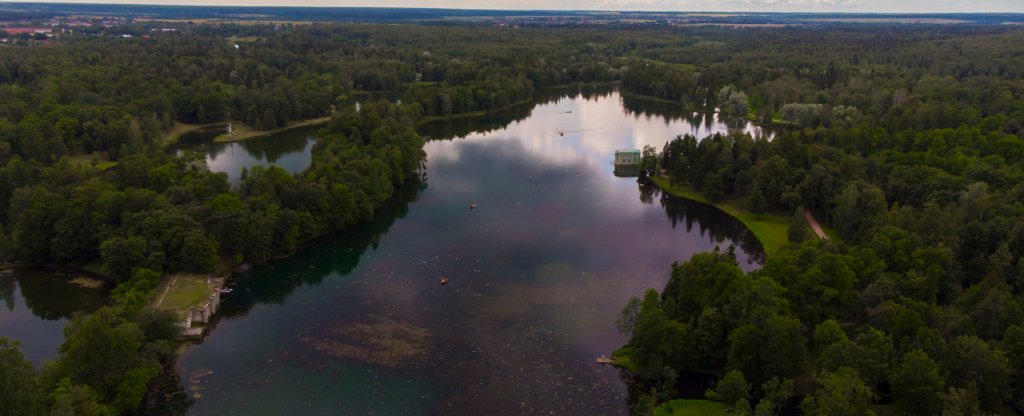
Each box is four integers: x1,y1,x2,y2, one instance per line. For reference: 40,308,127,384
160,86,789,341
650,175,791,253
48,85,787,332
212,116,333,143
618,90,793,130
160,116,331,147
619,90,709,110
162,82,623,346
416,96,537,125
152,85,776,405
164,82,623,147
169,176,424,338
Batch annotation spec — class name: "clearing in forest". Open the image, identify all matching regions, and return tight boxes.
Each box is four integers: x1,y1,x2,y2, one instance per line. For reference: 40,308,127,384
152,274,213,314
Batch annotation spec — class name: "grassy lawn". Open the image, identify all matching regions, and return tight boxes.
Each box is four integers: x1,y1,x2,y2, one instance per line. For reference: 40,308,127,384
611,347,640,372
618,91,717,116
226,35,264,43
66,153,117,170
160,121,212,145
654,399,725,416
212,117,331,143
417,110,490,124
619,91,682,105
160,116,330,146
651,176,791,253
153,274,212,314
741,113,797,127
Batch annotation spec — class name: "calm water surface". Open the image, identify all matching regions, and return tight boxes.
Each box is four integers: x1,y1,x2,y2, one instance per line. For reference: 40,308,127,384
0,272,108,366
177,88,767,415
176,125,319,183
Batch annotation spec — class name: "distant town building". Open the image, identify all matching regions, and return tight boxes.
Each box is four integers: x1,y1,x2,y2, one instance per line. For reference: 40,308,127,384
0,28,52,35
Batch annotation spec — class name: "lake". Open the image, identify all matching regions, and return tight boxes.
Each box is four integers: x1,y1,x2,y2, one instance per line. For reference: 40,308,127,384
175,87,768,415
0,271,108,366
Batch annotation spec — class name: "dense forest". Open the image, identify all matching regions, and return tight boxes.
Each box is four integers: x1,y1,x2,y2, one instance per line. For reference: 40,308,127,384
615,26,1024,416
0,20,1023,415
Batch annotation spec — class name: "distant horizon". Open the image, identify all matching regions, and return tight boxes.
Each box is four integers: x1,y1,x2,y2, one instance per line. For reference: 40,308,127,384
2,0,1023,14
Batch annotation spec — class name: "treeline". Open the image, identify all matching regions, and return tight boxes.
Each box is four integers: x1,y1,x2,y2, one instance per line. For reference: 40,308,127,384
610,21,1024,416
624,121,1024,415
402,75,537,117
0,23,635,163
621,60,708,106
619,26,1024,133
658,123,1024,280
619,29,1024,416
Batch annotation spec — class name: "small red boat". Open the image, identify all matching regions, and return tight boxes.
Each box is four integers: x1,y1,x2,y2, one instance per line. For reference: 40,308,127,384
440,276,448,285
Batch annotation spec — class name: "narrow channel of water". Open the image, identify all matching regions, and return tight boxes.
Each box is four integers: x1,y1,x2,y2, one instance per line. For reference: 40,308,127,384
174,88,766,415
0,271,108,366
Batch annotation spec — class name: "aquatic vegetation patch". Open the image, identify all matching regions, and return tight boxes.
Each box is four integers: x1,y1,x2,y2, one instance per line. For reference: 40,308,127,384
299,316,431,368
186,368,215,400
69,276,107,289
534,262,581,281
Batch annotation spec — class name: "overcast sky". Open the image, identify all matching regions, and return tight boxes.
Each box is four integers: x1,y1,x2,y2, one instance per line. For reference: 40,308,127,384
5,0,1024,13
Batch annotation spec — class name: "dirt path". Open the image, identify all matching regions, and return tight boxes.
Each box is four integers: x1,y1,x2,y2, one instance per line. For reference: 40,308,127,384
154,273,180,308
804,210,829,241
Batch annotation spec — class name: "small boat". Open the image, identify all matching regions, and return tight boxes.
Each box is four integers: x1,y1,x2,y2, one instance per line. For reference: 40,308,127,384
440,276,448,285
218,288,233,294
470,204,478,209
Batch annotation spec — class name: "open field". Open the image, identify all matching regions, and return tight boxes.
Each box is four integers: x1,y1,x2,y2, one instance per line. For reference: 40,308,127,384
213,117,331,142
153,274,212,314
136,18,317,25
226,35,264,43
810,18,969,24
160,121,210,145
66,153,117,170
654,399,725,416
674,23,791,28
